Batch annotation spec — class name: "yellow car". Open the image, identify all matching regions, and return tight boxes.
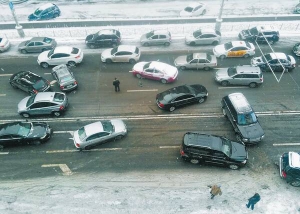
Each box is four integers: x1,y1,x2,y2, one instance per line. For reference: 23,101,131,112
213,41,255,59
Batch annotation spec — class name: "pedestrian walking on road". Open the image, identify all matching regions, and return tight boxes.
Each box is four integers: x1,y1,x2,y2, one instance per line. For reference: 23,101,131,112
246,193,260,210
113,77,120,92
208,185,222,199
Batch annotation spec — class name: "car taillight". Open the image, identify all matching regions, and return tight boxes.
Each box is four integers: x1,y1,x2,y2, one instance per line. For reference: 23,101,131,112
75,55,81,59
180,149,185,156
33,89,38,94
75,143,80,148
60,85,64,89
74,81,78,85
159,102,164,108
59,105,64,110
282,170,287,178
260,78,263,82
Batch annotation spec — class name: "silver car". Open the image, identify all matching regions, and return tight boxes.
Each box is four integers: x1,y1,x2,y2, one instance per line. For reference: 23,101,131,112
174,53,217,70
101,45,140,64
73,119,127,150
0,37,10,53
185,29,221,46
140,30,171,47
18,37,57,54
52,64,78,92
18,92,68,118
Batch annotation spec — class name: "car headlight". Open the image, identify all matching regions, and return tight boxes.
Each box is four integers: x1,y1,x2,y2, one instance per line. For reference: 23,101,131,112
243,138,249,142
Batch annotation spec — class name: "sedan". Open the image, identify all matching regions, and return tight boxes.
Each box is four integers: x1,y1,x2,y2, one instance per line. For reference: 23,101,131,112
18,37,57,54
174,53,217,70
180,2,206,17
213,41,255,59
52,64,78,92
0,121,52,149
131,61,178,84
156,84,208,112
37,46,84,68
9,71,51,95
73,119,127,150
185,29,221,46
101,45,140,64
0,37,10,53
292,43,300,56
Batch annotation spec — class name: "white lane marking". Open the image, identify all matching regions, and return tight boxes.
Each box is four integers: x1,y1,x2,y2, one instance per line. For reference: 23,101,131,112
46,150,77,153
0,94,6,96
0,74,11,77
50,80,57,85
44,73,51,75
127,89,158,92
46,148,122,153
0,152,9,155
273,143,300,146
159,146,180,149
218,86,249,89
53,131,73,135
41,164,72,175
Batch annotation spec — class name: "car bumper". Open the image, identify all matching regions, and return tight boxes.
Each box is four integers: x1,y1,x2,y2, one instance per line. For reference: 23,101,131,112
0,41,10,52
62,84,78,92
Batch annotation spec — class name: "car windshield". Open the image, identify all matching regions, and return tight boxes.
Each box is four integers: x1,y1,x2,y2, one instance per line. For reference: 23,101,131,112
53,93,65,102
206,54,212,62
102,121,114,133
186,54,194,62
221,138,232,157
193,30,201,38
17,123,32,137
0,122,31,137
227,67,237,76
237,112,257,125
184,7,193,12
111,47,118,55
143,62,151,70
43,37,52,43
33,80,45,89
78,127,87,140
60,75,73,83
33,9,42,16
224,42,233,51
146,31,154,38
249,27,258,35
26,95,36,107
263,53,272,63
47,49,54,57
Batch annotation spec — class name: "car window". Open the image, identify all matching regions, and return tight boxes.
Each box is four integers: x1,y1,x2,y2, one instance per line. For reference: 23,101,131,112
174,94,194,101
190,59,198,63
146,31,154,39
193,30,202,38
30,102,47,109
234,74,243,78
97,132,110,138
145,69,154,73
198,59,207,63
43,37,53,43
35,42,44,46
152,35,159,40
160,35,167,39
71,48,79,54
184,7,193,12
86,133,99,141
27,42,35,47
51,54,61,59
221,138,232,157
26,95,36,107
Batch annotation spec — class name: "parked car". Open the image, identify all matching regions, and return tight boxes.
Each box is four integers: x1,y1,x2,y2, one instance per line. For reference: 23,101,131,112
140,30,171,47
0,37,10,53
52,64,78,92
180,132,248,170
131,61,178,84
213,41,255,59
37,46,84,68
174,53,217,70
185,29,221,46
294,3,300,14
0,121,52,149
18,37,57,54
101,45,140,64
85,29,121,49
28,3,61,21
215,65,263,88
9,71,51,95
18,92,68,118
156,84,208,112
238,25,279,44
221,93,265,144
251,52,296,72
73,119,127,150
292,43,300,56
180,2,206,17
279,152,300,187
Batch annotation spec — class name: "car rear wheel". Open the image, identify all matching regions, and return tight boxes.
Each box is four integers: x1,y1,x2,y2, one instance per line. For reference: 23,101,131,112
53,111,61,117
129,59,136,64
84,145,92,150
198,97,206,104
249,82,257,88
164,42,170,46
229,164,239,170
41,62,49,68
32,140,41,145
21,49,27,54
290,180,300,187
169,106,175,112
244,54,250,58
115,135,124,140
53,13,59,18
221,81,229,86
68,61,76,67
160,79,167,84
212,41,218,45
106,59,112,63
190,159,200,164
10,82,18,89
180,66,186,70
89,44,96,49
136,74,142,79
21,113,30,118
203,67,210,71
219,55,226,59
143,43,149,47
190,42,196,46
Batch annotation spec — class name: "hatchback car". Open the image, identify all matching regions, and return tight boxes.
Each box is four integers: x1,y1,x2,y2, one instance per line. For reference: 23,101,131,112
180,2,206,17
156,84,208,112
131,61,178,84
52,64,78,92
101,45,140,64
140,30,171,47
37,46,84,68
85,29,121,49
0,37,10,53
215,65,263,88
18,37,57,54
251,52,296,72
28,3,61,21
185,29,221,46
73,119,127,150
292,43,300,57
238,25,279,44
180,132,248,170
9,71,51,95
18,92,68,118
0,121,52,149
279,152,300,187
213,41,255,59
174,53,217,70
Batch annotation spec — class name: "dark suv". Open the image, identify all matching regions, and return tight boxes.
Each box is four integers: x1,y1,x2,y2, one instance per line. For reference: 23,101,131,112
85,29,121,49
238,25,279,44
221,93,265,145
180,132,248,170
279,152,300,187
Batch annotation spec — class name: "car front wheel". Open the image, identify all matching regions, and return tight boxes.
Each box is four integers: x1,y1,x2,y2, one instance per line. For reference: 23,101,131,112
129,59,136,64
229,164,239,170
136,74,142,79
190,159,200,164
68,61,76,67
21,49,27,54
169,106,175,112
115,135,124,140
221,81,229,86
249,82,257,88
290,180,300,187
40,62,49,68
198,97,206,104
164,42,170,46
53,111,61,117
160,79,167,84
244,54,250,58
21,113,30,118
106,59,112,63
219,55,226,60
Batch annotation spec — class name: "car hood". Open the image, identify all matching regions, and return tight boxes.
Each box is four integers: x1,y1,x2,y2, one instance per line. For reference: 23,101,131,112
38,51,50,62
251,56,264,66
230,141,248,161
28,122,48,138
101,48,113,58
18,41,28,49
174,55,187,66
237,122,265,140
215,68,229,79
33,79,50,91
111,119,127,134
28,13,38,21
18,96,30,112
214,44,226,54
133,61,147,72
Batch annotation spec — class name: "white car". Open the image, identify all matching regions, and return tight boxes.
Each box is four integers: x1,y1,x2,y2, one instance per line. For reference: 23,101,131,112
0,37,10,53
101,45,140,64
185,29,221,46
180,3,206,17
37,46,84,68
213,41,255,59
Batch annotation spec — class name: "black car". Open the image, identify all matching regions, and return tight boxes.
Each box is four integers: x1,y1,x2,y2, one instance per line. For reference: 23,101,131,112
0,122,52,149
156,84,208,112
85,29,121,49
238,25,279,44
279,152,300,187
180,132,248,170
9,71,51,95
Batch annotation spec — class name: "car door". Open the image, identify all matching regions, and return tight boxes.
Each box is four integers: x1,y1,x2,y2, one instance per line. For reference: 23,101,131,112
27,102,48,115
188,59,199,69
172,94,196,108
159,35,167,45
150,35,159,45
113,51,128,62
205,151,227,166
151,69,164,81
198,34,211,45
142,68,154,79
229,74,245,85
95,35,105,46
50,53,69,65
34,41,46,52
86,132,110,147
25,42,35,53
197,59,209,69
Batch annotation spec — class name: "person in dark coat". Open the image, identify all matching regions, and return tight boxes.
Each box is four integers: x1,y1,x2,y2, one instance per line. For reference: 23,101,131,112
246,193,260,210
113,77,120,92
